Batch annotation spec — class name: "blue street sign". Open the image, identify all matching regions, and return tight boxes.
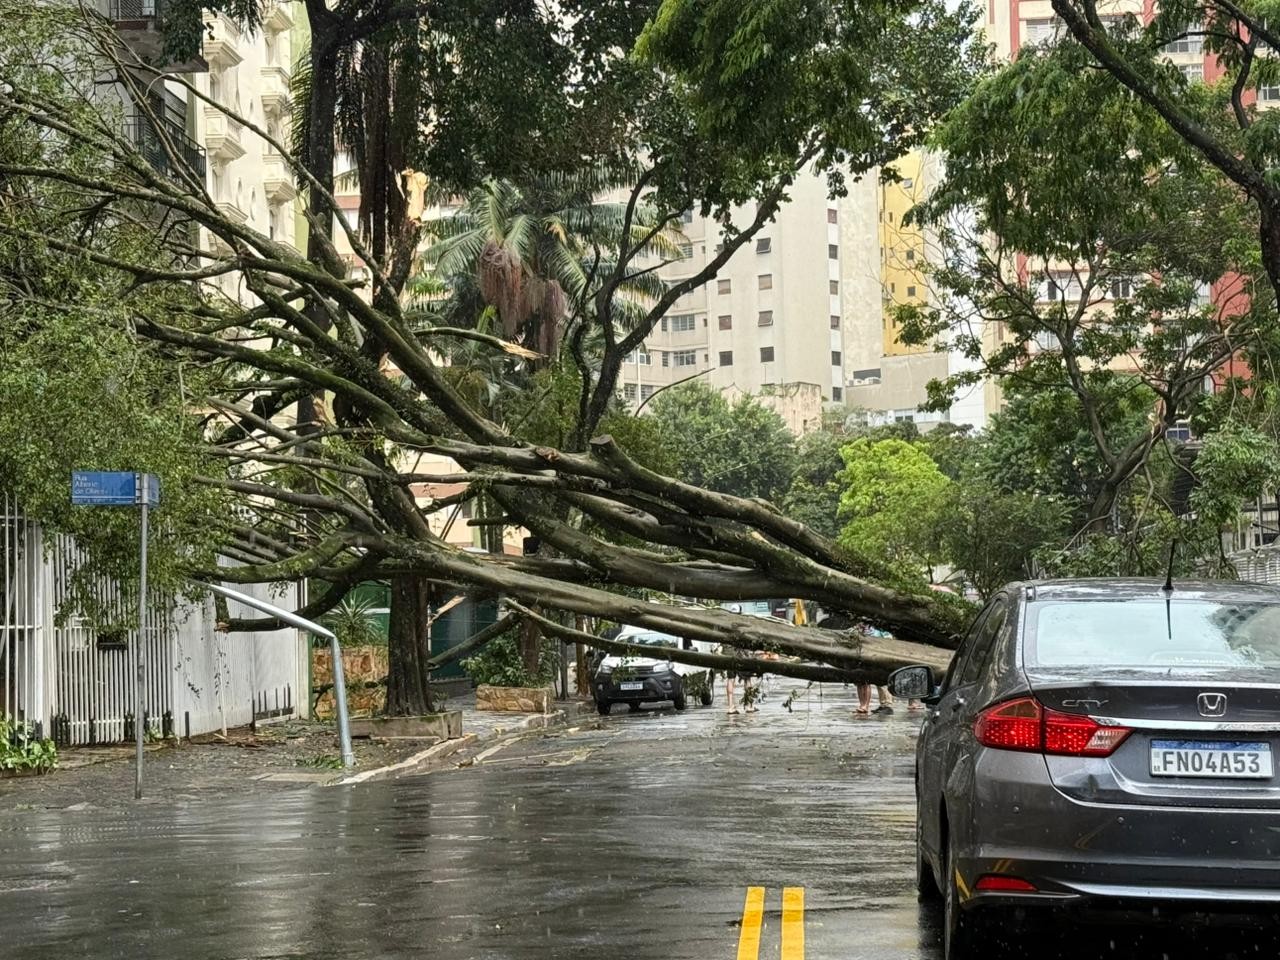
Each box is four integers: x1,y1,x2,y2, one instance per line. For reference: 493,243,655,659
71,471,161,507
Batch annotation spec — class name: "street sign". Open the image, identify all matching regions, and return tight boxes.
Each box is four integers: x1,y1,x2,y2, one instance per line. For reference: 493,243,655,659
70,470,160,799
71,471,161,507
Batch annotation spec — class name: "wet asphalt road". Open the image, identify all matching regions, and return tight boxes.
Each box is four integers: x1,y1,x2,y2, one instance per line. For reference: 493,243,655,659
0,682,1275,959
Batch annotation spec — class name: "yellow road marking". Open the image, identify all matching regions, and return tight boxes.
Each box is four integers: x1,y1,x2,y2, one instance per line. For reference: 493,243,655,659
736,887,765,960
781,887,805,960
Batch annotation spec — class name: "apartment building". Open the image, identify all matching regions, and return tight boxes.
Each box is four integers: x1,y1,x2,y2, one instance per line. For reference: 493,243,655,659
844,151,988,431
619,169,884,434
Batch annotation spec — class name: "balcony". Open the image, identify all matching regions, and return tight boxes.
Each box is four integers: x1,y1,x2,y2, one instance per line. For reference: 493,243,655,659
259,65,291,119
202,14,242,68
109,0,208,71
203,107,246,162
262,153,297,203
206,202,248,256
124,114,207,180
263,0,294,32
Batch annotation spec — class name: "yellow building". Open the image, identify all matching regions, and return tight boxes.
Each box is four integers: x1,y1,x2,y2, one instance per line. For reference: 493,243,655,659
878,151,934,357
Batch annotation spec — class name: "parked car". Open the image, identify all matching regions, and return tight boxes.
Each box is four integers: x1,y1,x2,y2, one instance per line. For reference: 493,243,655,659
890,578,1280,960
593,628,714,714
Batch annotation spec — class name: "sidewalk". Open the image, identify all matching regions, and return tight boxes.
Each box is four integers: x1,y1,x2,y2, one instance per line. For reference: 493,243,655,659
0,694,597,812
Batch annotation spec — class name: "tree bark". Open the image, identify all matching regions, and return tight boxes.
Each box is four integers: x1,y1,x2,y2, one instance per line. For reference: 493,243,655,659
386,573,433,715
518,614,541,679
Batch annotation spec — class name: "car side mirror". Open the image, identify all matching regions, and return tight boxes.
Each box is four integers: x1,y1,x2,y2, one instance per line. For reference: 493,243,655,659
888,665,935,701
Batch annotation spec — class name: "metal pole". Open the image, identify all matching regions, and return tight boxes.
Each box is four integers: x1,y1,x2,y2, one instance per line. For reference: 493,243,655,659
135,497,149,800
198,581,354,768
327,631,356,768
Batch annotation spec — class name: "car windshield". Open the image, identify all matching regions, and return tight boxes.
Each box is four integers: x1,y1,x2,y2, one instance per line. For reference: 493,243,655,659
626,633,678,649
1027,599,1280,670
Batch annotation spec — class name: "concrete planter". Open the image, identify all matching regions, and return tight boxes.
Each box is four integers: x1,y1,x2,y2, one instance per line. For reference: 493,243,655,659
349,710,462,741
475,684,554,713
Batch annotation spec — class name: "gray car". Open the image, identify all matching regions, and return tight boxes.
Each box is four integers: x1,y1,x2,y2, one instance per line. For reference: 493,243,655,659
890,578,1280,960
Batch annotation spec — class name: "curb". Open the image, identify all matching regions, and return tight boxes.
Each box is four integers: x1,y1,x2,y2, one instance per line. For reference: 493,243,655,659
335,701,596,785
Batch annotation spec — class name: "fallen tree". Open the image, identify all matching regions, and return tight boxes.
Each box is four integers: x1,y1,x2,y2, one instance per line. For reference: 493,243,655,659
0,2,981,690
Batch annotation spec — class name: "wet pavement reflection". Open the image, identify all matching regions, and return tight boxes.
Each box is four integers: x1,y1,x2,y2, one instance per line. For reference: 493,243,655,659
0,683,1276,958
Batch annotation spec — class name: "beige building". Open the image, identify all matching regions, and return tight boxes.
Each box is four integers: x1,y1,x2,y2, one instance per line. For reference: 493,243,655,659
195,3,300,271
620,169,883,424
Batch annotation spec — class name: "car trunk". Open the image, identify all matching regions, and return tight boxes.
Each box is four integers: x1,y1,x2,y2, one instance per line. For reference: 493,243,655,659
1027,668,1280,808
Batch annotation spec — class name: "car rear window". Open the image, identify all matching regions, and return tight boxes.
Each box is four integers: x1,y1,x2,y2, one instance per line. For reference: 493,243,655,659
1026,599,1280,670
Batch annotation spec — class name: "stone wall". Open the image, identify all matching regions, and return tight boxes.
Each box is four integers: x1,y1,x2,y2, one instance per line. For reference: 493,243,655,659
313,645,388,719
475,684,553,713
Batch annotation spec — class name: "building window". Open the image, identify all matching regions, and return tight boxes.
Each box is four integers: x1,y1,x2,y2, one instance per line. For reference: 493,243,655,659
828,244,839,259
758,310,774,326
754,237,772,254
891,282,897,293
1262,85,1280,102
661,351,670,367
1179,62,1204,83
672,349,697,367
718,278,731,294
1109,277,1134,299
638,350,651,366
901,178,915,190
681,207,695,224
829,280,839,295
660,317,667,331
827,208,838,224
719,350,733,366
830,315,840,329
1040,272,1084,302
758,274,772,290
760,346,775,363
907,285,917,297
623,383,638,402
832,387,843,402
831,351,842,366
1023,17,1062,44
718,314,733,330
640,384,655,401
678,240,694,259
670,313,696,332
1163,27,1203,55
906,249,916,262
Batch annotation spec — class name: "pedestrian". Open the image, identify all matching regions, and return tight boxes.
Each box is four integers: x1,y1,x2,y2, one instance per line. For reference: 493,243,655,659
855,682,872,715
874,685,894,715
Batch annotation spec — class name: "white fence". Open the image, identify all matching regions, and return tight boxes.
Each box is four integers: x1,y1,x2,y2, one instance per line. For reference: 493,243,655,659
1,497,309,745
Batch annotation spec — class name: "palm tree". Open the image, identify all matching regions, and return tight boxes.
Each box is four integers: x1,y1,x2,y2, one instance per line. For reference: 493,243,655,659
412,167,682,360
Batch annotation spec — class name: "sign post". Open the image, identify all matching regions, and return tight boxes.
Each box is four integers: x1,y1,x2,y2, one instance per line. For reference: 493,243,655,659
71,471,160,800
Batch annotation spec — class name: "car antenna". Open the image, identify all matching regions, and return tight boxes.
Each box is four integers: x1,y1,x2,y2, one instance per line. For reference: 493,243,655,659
1162,539,1177,594
1162,539,1176,642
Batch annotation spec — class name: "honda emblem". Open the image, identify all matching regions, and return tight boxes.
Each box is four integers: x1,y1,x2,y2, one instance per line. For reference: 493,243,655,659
1197,692,1228,718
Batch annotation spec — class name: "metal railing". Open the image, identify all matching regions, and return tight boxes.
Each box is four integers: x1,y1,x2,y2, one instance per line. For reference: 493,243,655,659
108,0,162,19
124,114,207,180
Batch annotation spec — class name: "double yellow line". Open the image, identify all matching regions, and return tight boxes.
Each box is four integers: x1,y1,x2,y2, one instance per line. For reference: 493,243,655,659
736,886,805,960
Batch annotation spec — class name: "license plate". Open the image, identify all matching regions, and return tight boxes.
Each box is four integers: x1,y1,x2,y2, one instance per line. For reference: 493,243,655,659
1150,741,1273,779
619,682,644,691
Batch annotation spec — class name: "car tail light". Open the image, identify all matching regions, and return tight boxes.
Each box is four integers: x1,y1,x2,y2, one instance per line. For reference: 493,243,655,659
974,697,1131,757
974,875,1038,893
973,697,1042,752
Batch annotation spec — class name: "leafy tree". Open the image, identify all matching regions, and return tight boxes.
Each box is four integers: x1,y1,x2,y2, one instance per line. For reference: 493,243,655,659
648,382,798,502
838,439,950,581
904,35,1271,539
0,0,984,708
933,484,1066,598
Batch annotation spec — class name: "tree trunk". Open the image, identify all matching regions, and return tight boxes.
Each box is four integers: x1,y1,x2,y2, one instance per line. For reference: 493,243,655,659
518,614,541,679
386,574,433,715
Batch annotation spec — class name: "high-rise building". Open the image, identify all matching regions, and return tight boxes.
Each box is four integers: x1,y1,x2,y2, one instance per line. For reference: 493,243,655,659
620,169,884,433
844,151,986,431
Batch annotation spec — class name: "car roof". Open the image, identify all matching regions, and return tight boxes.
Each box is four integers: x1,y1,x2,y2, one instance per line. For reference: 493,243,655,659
1012,578,1280,604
